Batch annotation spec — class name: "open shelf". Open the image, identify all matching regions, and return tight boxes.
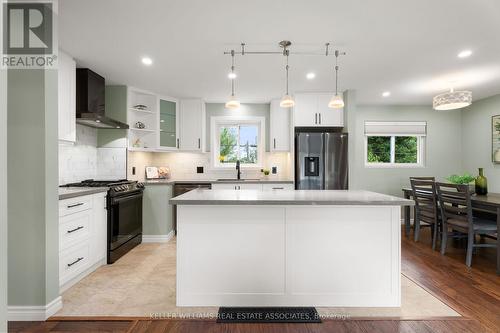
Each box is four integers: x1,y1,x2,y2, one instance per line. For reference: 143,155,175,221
130,128,155,133
129,107,154,114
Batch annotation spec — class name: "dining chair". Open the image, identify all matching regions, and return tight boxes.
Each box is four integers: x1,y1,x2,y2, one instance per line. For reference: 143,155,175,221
436,182,498,267
410,178,439,250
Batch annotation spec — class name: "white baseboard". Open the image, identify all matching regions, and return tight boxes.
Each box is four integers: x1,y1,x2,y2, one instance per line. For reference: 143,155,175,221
8,296,62,321
142,230,174,243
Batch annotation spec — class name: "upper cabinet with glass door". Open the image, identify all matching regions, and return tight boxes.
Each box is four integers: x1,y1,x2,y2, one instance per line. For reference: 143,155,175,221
159,98,179,149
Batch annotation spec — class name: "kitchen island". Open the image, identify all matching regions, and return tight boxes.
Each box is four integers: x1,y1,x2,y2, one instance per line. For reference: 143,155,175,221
170,190,413,307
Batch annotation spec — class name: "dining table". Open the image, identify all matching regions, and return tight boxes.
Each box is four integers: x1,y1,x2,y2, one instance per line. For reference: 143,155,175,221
402,188,500,275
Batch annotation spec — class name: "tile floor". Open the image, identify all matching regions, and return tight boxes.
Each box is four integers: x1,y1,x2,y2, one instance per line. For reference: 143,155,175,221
56,240,460,319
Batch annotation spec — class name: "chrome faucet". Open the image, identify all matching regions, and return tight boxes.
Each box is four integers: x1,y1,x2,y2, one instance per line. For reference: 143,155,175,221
236,160,241,180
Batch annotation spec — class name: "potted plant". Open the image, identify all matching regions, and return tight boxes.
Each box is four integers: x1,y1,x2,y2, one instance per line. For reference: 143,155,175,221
446,173,476,192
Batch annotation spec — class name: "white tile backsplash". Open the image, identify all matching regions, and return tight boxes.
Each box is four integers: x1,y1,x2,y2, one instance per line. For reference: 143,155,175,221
96,148,127,180
127,151,292,182
59,124,127,185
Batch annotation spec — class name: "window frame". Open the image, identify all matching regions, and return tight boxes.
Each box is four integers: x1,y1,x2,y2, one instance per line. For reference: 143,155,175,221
211,116,265,169
364,134,425,168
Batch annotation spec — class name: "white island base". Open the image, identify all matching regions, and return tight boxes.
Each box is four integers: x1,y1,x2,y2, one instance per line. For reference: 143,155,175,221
174,193,407,307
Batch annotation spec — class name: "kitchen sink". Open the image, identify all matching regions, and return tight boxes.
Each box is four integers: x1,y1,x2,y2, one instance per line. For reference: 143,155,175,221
216,178,261,182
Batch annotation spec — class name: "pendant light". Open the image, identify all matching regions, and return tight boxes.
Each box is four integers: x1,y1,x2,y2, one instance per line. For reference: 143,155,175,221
328,50,344,109
225,50,240,109
280,41,295,108
433,87,472,111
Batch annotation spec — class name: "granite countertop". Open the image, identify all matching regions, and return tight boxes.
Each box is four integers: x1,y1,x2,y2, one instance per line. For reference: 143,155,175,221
144,179,294,185
169,189,415,206
59,187,108,200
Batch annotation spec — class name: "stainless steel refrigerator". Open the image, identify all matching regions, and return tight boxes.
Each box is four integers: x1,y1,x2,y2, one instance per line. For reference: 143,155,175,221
295,132,348,190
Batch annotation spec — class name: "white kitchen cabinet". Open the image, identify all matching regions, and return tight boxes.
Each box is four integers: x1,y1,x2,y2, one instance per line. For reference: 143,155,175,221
294,94,318,127
211,183,293,190
212,183,263,190
58,50,76,142
59,193,107,292
179,99,205,151
92,192,107,263
270,100,291,152
317,94,344,127
262,183,294,191
294,93,344,127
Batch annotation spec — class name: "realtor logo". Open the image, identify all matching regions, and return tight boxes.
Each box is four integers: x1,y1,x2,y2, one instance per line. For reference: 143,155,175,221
2,0,57,68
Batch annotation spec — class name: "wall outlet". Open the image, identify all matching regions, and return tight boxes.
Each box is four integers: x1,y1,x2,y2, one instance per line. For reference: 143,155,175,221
272,166,277,174
197,166,204,174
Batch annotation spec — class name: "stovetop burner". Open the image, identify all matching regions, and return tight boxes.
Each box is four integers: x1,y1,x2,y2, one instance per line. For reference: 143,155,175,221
61,179,144,197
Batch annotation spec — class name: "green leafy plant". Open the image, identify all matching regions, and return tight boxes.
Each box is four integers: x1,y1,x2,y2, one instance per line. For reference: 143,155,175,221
446,173,476,184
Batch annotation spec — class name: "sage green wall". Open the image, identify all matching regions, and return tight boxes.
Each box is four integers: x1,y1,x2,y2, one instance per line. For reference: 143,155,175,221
97,86,128,148
350,105,463,196
1,68,7,331
7,70,59,307
205,103,271,152
461,94,500,192
142,185,174,235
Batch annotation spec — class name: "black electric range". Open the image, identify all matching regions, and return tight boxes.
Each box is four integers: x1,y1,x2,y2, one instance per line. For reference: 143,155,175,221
60,179,145,263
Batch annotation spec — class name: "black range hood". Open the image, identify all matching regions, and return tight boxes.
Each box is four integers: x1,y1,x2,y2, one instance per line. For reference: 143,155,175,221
76,68,129,129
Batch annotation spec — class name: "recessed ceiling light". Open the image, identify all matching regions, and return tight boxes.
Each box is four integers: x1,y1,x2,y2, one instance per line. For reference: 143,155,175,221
382,91,391,97
141,57,153,65
228,72,237,79
306,72,316,80
457,50,472,58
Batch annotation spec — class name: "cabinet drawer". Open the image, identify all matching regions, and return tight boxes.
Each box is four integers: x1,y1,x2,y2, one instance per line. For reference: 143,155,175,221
59,241,91,285
59,210,91,251
59,195,93,217
262,183,295,191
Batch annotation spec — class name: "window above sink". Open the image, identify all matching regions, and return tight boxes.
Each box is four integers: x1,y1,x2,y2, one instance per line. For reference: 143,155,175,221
211,116,265,169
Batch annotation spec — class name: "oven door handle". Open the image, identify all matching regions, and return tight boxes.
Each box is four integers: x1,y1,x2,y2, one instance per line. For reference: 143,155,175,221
110,192,143,205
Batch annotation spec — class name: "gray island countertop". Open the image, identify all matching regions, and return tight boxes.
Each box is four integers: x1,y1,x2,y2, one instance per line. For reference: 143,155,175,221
169,189,415,206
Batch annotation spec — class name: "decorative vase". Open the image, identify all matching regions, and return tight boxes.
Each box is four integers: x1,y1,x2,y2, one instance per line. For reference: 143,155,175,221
494,148,500,163
475,168,488,195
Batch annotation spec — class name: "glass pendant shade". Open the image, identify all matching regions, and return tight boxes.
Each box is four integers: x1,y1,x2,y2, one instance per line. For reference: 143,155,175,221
433,90,472,111
328,94,344,109
225,95,240,109
280,94,295,108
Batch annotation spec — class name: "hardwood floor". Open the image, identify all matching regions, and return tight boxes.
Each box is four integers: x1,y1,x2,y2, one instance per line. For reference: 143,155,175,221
7,227,499,333
401,227,500,332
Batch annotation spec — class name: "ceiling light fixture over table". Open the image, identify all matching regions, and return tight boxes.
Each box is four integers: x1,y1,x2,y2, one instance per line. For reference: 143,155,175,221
433,87,472,110
223,41,346,109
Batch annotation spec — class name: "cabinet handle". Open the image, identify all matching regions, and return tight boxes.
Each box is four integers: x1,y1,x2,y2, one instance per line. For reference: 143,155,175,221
67,202,83,209
67,257,84,267
67,226,84,234
177,138,179,149
272,187,284,190
319,113,322,124
315,113,318,124
273,138,276,149
198,138,201,149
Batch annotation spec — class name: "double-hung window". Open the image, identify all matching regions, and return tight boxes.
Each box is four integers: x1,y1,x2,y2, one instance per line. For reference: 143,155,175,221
211,116,265,168
364,121,426,168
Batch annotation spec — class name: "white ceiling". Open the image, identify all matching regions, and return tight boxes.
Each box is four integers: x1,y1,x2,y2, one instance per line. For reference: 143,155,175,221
59,0,500,105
